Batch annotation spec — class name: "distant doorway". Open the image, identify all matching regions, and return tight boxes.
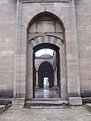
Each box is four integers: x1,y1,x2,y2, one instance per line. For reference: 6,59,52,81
44,77,49,88
38,61,54,88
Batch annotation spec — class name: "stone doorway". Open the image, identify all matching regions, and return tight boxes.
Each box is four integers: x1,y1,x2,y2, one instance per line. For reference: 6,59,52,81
26,12,67,100
38,61,54,88
13,2,82,105
33,44,61,99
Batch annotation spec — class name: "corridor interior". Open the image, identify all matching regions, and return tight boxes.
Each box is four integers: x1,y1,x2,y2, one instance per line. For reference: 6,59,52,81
35,76,60,98
33,44,61,99
35,87,60,99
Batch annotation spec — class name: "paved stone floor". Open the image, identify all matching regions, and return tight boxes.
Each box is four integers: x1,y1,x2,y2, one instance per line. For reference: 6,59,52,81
0,106,91,121
35,88,60,98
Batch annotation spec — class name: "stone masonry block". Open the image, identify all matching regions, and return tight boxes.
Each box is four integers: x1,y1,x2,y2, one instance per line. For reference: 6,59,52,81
69,97,82,106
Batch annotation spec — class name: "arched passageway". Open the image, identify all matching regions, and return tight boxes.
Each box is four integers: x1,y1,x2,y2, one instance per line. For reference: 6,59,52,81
12,1,82,106
33,43,61,98
38,61,54,88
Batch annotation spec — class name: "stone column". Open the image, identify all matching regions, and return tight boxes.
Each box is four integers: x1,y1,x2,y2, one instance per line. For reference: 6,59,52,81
26,43,33,99
53,67,58,90
35,70,39,89
54,68,57,86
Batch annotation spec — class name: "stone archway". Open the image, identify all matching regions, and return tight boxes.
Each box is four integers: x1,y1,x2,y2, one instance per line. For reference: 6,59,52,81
32,43,61,98
26,12,67,100
14,1,82,105
38,61,54,88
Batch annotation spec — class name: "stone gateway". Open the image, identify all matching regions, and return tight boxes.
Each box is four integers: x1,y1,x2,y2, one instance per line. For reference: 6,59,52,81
0,0,91,106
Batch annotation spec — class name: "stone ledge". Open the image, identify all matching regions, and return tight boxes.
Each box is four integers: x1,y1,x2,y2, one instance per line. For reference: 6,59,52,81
69,97,82,106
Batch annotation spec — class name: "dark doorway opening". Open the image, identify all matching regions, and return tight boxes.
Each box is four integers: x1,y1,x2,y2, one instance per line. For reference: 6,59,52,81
38,61,54,88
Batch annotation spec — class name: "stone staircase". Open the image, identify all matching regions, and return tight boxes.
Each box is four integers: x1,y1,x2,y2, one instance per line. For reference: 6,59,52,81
25,98,68,108
0,98,12,113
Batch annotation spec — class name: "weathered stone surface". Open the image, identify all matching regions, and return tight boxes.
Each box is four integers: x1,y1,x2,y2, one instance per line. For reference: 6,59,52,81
0,106,91,121
0,0,91,105
0,1,16,97
69,97,82,106
11,98,25,109
0,105,6,114
75,0,91,96
86,103,91,112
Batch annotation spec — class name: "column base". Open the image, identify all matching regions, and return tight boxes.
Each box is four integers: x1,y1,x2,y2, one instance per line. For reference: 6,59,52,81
69,97,82,106
10,98,25,109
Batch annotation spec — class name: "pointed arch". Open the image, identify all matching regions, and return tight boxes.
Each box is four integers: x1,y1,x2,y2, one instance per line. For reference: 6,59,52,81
27,11,65,32
27,12,65,48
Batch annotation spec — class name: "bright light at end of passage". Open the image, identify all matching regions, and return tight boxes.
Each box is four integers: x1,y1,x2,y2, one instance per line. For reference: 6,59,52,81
35,49,54,57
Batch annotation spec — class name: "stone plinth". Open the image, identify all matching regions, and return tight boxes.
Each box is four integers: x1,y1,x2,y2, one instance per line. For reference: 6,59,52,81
11,98,25,109
69,97,82,106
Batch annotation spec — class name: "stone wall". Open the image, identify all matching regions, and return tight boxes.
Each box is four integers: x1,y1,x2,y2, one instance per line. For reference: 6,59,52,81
0,0,91,98
0,1,16,97
75,0,91,97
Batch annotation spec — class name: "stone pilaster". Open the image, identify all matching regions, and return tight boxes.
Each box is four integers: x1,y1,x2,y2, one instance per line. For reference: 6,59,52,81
67,0,82,105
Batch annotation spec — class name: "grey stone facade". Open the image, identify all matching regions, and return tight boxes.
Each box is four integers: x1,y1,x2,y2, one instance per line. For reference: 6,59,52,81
0,0,91,105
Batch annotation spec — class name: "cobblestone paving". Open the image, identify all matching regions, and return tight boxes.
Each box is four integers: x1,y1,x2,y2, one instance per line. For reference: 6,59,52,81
0,106,91,121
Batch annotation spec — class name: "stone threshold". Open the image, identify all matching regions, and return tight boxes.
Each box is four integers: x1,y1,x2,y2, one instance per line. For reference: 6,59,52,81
25,99,68,108
31,98,62,101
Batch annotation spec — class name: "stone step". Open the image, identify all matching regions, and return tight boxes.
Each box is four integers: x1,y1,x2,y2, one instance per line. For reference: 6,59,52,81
10,98,25,110
25,100,68,108
32,98,61,101
85,103,91,112
83,97,91,104
0,105,6,113
0,98,12,106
